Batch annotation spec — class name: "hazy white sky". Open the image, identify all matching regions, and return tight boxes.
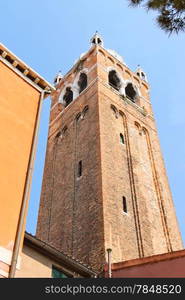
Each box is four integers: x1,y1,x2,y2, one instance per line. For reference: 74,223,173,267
1,0,185,244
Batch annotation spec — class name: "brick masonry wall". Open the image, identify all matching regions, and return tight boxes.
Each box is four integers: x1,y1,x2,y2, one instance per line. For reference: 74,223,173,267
36,45,183,272
37,50,105,271
97,48,183,263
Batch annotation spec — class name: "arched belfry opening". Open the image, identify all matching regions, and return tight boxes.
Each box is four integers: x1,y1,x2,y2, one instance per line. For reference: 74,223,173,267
125,83,137,102
63,87,73,107
78,73,87,94
108,70,121,91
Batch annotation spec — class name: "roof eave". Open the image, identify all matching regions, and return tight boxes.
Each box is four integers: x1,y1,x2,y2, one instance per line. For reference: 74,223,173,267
0,43,55,93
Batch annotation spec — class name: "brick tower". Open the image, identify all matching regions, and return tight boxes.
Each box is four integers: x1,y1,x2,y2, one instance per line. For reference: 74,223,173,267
36,33,183,271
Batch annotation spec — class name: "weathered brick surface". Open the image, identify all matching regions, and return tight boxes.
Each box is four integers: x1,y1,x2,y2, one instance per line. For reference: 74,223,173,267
36,45,183,272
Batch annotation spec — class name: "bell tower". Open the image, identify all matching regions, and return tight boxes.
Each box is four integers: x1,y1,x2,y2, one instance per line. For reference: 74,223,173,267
36,34,183,271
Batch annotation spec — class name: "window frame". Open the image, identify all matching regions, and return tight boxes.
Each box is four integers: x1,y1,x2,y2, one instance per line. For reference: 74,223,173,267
52,265,73,278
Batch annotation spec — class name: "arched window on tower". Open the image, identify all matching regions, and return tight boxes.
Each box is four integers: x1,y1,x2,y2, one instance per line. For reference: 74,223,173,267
63,87,73,107
108,70,121,91
125,83,137,103
78,73,87,94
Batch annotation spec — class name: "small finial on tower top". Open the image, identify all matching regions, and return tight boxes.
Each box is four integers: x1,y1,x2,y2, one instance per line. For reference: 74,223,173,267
90,31,104,47
136,65,147,82
54,70,63,85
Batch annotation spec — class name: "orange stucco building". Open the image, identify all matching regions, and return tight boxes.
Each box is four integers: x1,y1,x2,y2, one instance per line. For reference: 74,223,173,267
0,43,54,278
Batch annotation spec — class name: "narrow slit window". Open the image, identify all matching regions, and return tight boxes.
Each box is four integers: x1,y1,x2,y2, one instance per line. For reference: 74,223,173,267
120,133,124,144
123,196,127,213
78,160,82,177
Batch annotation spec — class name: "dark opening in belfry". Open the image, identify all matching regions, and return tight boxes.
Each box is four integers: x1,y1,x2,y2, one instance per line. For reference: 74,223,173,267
108,70,121,91
63,87,73,107
78,73,87,94
125,83,137,102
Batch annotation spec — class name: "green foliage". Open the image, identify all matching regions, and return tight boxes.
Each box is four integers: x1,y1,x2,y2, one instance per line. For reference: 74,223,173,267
128,0,185,33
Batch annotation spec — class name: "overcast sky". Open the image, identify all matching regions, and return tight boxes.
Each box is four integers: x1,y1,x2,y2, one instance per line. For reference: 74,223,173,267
1,0,185,245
